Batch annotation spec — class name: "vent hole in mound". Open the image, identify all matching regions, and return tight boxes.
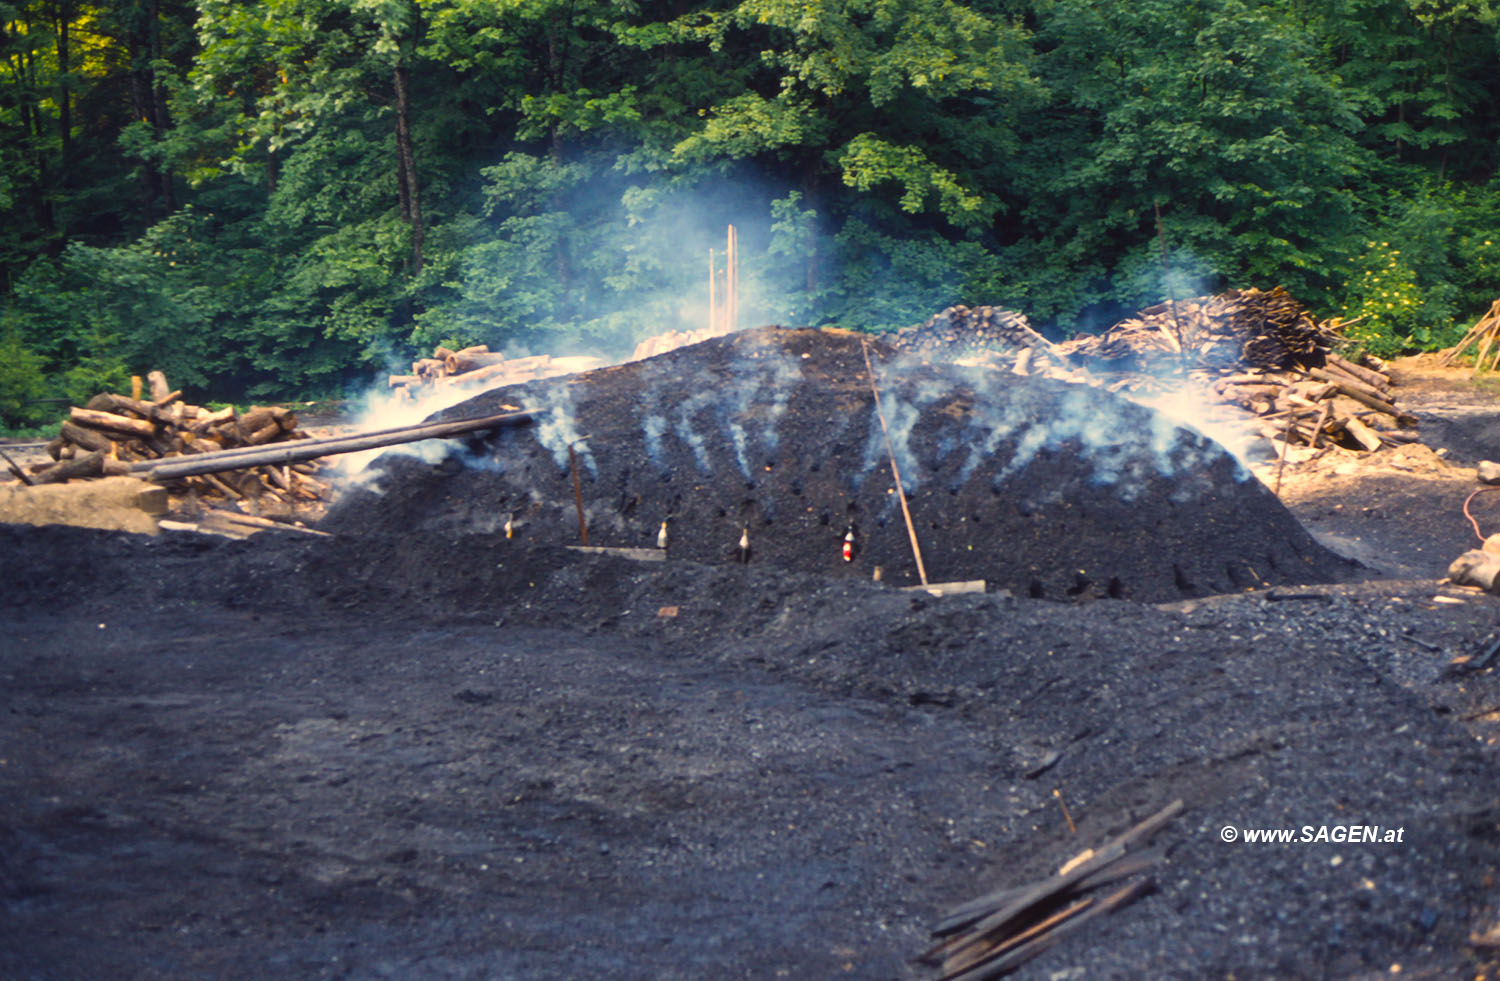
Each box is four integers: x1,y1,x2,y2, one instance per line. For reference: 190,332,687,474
1173,564,1196,594
1107,577,1124,599
1028,580,1045,599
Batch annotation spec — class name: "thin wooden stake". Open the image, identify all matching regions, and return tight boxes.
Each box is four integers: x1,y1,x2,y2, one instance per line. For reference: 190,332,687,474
1274,408,1296,496
861,338,927,586
1053,788,1077,834
568,441,588,546
727,224,738,333
1154,202,1187,368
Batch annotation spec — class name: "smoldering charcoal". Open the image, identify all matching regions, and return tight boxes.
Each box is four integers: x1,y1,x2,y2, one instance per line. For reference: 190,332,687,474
327,327,1355,601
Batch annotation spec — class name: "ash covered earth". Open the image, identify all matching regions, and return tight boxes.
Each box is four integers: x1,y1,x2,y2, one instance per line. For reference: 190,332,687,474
329,327,1354,601
4,329,1500,980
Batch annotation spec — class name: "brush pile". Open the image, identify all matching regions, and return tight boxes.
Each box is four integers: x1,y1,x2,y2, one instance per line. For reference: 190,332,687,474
389,344,603,397
22,371,331,511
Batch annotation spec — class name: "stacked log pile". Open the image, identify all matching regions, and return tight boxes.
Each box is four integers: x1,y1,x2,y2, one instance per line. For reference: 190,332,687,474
390,344,603,396
629,323,738,362
1054,287,1338,371
23,371,330,512
888,305,1060,364
1036,288,1412,454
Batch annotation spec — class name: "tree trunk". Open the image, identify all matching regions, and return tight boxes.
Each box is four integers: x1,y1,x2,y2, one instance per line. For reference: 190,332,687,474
393,62,423,272
126,0,172,224
55,0,71,167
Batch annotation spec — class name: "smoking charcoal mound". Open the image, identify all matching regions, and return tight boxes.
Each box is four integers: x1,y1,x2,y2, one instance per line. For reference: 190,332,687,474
326,327,1356,601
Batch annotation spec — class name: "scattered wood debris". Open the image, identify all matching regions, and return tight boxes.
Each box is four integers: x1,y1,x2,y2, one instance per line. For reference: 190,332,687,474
1439,299,1500,375
390,344,604,397
921,800,1182,980
1197,353,1416,454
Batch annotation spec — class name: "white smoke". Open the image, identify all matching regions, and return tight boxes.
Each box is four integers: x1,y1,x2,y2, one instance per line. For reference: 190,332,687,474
525,380,596,477
325,374,493,494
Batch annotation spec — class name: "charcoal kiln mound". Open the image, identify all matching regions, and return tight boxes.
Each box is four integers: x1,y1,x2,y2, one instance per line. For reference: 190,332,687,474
327,327,1356,602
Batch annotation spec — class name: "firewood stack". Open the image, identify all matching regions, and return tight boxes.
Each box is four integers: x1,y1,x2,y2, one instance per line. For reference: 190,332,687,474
889,305,1059,363
390,345,604,397
23,371,331,512
1043,287,1414,454
1203,352,1416,452
1055,287,1337,372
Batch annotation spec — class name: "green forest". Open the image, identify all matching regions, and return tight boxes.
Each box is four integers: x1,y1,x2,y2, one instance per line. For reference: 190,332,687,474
3,0,1500,426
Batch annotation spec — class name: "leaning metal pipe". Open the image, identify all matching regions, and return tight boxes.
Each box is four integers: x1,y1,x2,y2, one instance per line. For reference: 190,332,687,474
137,408,545,482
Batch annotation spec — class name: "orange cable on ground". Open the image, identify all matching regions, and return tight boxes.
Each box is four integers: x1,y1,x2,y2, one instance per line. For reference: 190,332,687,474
1463,486,1500,542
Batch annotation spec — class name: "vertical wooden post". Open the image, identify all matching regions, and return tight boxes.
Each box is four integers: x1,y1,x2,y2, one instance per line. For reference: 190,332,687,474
568,442,588,545
727,224,738,333
708,248,717,333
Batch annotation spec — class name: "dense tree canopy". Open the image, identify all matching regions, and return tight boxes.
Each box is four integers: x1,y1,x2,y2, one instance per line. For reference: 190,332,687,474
2,0,1499,423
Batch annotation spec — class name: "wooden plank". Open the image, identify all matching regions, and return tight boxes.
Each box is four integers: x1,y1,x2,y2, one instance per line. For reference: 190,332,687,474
565,546,667,562
902,580,987,597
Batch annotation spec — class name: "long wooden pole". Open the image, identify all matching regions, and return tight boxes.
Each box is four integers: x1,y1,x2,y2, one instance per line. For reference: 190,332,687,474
708,248,717,333
138,409,543,481
861,338,928,586
727,224,737,333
